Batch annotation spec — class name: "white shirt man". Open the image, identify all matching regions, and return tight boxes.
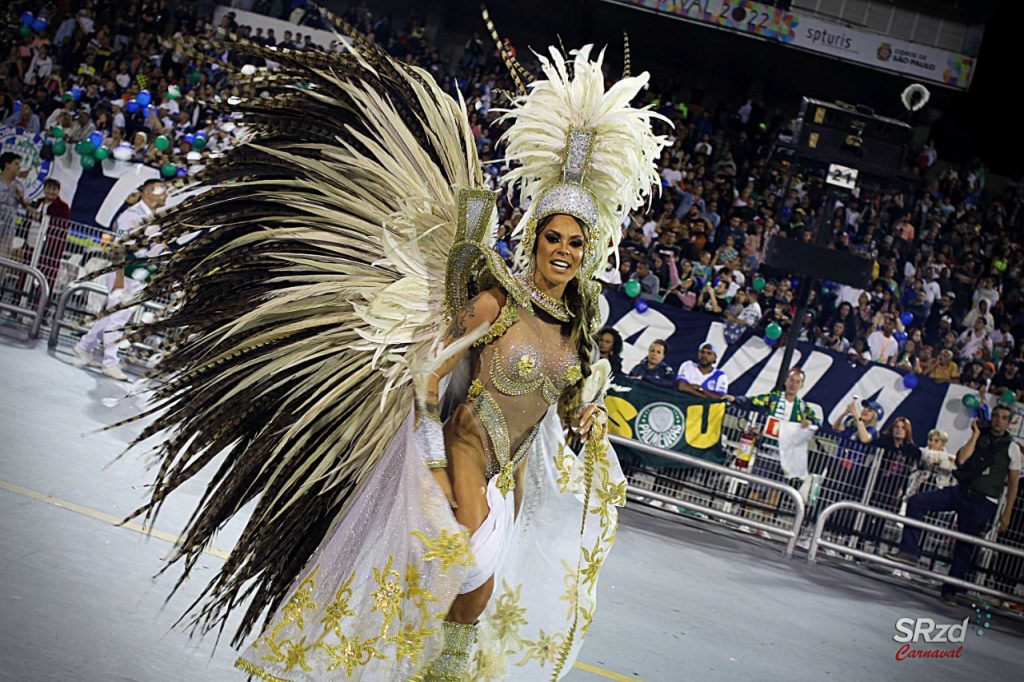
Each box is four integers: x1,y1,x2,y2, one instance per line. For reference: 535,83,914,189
73,180,167,379
867,324,899,365
676,342,729,395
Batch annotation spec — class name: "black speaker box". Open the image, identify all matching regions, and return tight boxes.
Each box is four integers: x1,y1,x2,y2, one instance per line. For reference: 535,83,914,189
764,237,873,288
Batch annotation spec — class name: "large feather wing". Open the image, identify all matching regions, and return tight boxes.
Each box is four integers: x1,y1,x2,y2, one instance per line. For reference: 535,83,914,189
121,36,483,644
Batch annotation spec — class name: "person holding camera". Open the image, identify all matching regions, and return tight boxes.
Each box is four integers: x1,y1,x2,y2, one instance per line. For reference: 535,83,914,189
891,404,1021,604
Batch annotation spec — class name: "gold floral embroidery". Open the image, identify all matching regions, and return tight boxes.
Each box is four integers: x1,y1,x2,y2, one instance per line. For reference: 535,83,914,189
319,572,356,637
412,528,474,571
404,562,437,621
389,621,437,666
554,442,574,494
471,642,509,680
318,634,383,675
261,635,314,673
371,555,403,634
234,657,291,681
516,353,537,375
467,378,484,401
491,581,528,642
559,562,580,620
564,364,583,386
516,629,565,667
271,567,319,638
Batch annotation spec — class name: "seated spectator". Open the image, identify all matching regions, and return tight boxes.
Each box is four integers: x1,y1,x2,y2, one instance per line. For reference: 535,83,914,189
817,320,851,353
723,289,761,345
627,340,675,388
698,270,734,314
991,360,1023,401
676,342,729,397
847,337,872,366
963,298,995,333
596,327,624,375
928,348,961,383
956,316,992,362
960,360,987,390
630,258,661,301
866,315,899,365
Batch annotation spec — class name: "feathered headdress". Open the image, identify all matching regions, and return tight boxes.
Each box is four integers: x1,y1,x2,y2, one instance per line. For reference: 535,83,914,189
498,45,669,280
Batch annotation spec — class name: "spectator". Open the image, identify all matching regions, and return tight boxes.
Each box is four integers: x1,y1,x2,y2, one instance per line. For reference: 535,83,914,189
956,316,992,362
906,429,957,495
2,103,41,133
991,361,1023,400
723,289,761,345
676,342,729,397
893,405,1021,605
867,316,899,365
627,340,676,388
596,327,624,375
832,399,882,445
928,348,961,383
863,417,921,547
630,258,661,301
817,320,851,354
1,153,31,258
27,179,72,290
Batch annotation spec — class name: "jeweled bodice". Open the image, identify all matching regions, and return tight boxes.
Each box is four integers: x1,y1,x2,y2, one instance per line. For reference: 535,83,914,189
467,299,582,492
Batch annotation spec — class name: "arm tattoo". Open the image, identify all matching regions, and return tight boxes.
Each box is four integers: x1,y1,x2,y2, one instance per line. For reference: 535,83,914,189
447,296,479,340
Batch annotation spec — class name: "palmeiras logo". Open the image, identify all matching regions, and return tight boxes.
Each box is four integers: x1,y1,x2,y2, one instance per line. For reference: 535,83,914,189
1,125,52,199
635,402,685,449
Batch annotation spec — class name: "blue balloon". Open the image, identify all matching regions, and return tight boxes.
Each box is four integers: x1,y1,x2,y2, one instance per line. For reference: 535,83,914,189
634,299,649,314
894,330,907,343
126,99,139,113
791,278,801,288
21,12,34,26
13,101,21,113
70,86,81,101
903,373,919,389
764,335,777,346
900,311,914,326
183,134,195,145
88,131,104,148
195,130,207,139
176,167,188,177
32,17,47,32
137,90,152,106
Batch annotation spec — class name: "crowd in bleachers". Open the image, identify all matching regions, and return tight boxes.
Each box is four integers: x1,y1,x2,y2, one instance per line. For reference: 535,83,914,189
3,0,1024,398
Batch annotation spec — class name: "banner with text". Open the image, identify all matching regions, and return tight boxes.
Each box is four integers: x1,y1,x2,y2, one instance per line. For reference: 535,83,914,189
607,378,727,466
606,0,974,89
600,290,1022,447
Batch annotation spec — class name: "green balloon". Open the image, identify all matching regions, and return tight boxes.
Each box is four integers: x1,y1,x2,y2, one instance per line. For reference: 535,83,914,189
161,163,177,178
624,279,641,298
962,394,979,410
189,70,202,84
19,25,31,38
80,154,97,170
94,146,110,161
52,139,67,156
765,322,782,340
192,136,206,150
154,135,170,151
1002,390,1017,405
51,126,65,138
753,276,766,292
76,140,96,156
994,259,1007,272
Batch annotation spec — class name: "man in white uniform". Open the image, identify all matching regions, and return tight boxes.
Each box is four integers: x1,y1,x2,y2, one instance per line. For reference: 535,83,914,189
73,179,166,380
676,342,729,396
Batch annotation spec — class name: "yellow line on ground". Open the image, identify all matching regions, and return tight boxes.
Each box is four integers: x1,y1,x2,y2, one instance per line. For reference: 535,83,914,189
0,478,644,681
573,661,642,681
0,479,230,559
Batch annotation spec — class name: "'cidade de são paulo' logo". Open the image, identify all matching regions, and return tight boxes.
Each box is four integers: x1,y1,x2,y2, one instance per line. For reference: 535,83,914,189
893,617,970,660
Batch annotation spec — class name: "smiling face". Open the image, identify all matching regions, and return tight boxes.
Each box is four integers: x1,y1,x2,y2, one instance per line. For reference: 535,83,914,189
533,214,585,289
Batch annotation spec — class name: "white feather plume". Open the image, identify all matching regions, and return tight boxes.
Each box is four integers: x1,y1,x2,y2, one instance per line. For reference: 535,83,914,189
498,45,669,266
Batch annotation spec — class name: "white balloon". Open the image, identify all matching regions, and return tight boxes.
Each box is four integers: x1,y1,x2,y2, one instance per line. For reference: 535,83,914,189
241,64,257,76
186,151,202,162
112,144,133,161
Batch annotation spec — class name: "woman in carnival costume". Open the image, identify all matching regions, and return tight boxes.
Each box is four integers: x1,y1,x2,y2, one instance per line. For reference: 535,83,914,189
116,9,667,680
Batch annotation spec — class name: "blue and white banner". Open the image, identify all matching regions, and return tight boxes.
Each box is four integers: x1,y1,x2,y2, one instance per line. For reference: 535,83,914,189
600,290,1023,446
